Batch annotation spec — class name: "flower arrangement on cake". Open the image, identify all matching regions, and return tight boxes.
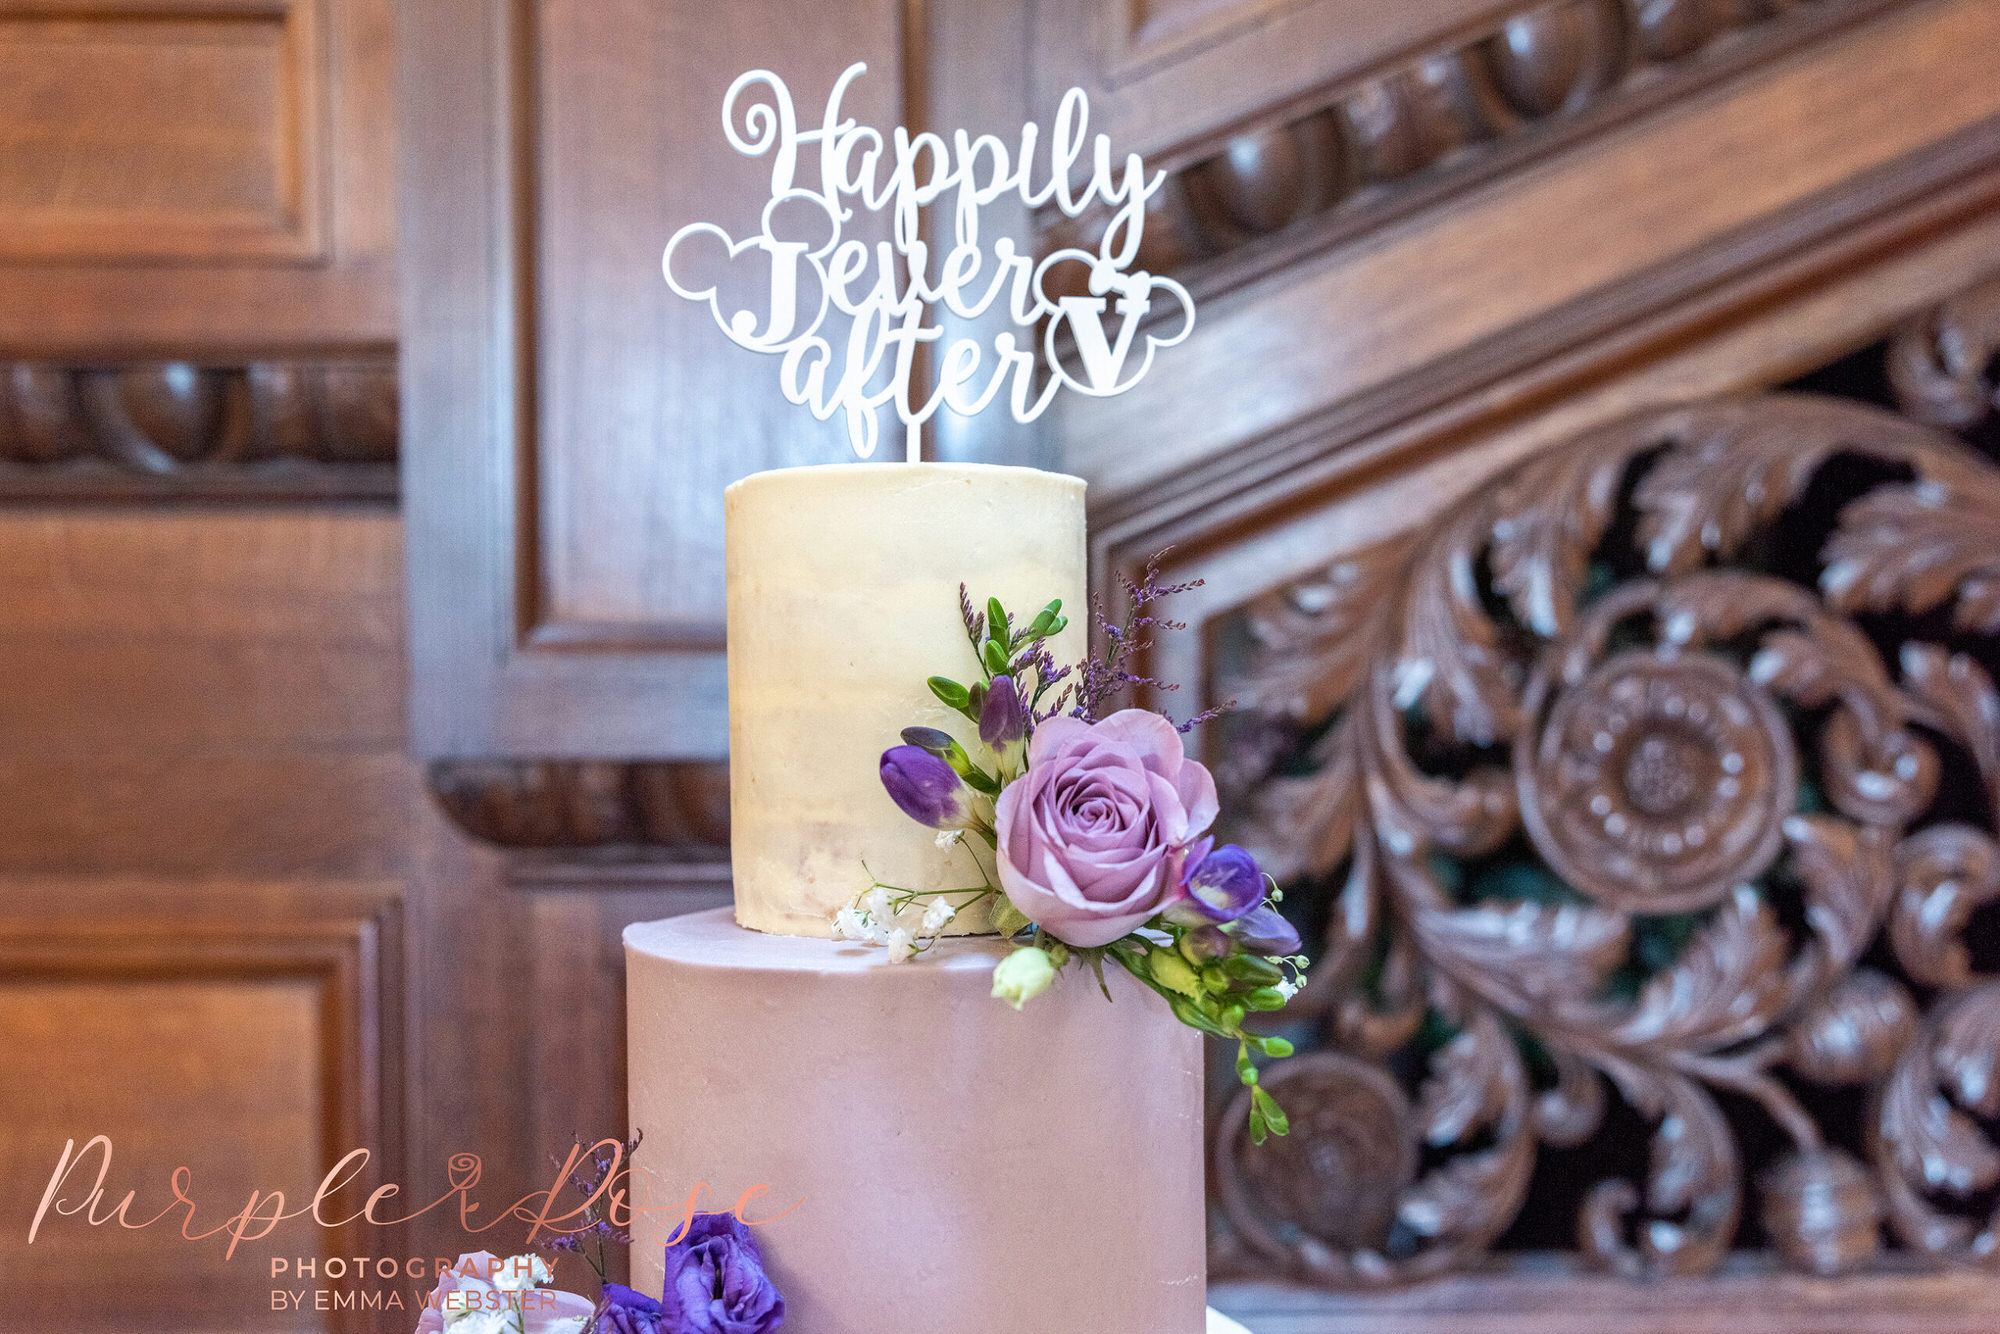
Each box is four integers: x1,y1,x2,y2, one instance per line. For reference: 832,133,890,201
840,559,1306,1143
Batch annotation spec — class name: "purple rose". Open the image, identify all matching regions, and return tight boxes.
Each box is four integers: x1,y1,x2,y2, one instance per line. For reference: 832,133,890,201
879,745,977,830
994,710,1219,948
660,1212,784,1334
1164,839,1263,926
593,1283,667,1334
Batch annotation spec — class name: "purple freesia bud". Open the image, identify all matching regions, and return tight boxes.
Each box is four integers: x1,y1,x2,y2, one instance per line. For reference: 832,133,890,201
1232,903,1302,957
979,675,1028,773
1165,841,1263,926
1178,925,1232,962
880,745,977,829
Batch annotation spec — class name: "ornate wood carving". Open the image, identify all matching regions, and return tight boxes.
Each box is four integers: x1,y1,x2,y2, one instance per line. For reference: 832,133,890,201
427,759,732,885
1042,0,1912,299
0,358,396,502
1210,378,2000,1285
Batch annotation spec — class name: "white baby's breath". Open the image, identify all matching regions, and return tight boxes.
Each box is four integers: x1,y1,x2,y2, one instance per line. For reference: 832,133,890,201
934,828,964,850
884,927,917,963
865,885,893,921
920,898,957,933
1276,977,1302,1001
832,906,868,941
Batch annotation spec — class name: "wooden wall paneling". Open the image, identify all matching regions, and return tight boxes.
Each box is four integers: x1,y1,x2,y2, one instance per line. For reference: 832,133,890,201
0,0,396,357
0,507,423,1332
1123,212,2000,710
1058,0,2000,511
1042,0,1913,299
404,0,911,759
0,881,402,1334
1030,0,1526,164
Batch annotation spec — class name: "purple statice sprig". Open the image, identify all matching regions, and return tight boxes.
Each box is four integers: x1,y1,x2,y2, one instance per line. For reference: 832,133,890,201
539,1131,640,1287
1074,551,1228,733
930,587,1073,741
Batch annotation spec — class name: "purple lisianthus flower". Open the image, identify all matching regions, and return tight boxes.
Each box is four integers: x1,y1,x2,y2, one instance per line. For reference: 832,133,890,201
979,674,1028,771
660,1212,784,1334
993,710,1219,948
1164,839,1263,926
879,745,976,829
592,1283,666,1334
1233,903,1302,957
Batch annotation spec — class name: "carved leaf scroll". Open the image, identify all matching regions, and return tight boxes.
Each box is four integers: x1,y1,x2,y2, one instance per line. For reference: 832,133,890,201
1213,377,2000,1287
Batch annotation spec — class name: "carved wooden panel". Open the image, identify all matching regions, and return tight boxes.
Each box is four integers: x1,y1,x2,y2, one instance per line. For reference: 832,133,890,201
1194,288,2000,1318
0,1,322,263
0,886,401,1334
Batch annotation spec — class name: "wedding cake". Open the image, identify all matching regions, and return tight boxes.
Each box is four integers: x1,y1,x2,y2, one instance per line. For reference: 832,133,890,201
624,463,1209,1334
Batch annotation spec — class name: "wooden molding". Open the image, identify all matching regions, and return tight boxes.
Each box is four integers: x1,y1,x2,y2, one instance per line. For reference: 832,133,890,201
1043,0,1917,303
426,759,732,886
0,356,397,503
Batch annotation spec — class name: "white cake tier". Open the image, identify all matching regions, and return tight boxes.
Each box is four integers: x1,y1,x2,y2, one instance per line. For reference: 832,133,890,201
724,462,1086,936
625,908,1206,1334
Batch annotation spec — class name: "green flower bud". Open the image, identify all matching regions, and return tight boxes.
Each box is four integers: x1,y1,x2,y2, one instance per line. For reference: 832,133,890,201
1149,949,1203,999
928,676,971,710
991,947,1057,1011
1222,954,1284,986
986,597,1009,642
1254,1036,1295,1058
982,636,1011,677
1243,987,1288,1011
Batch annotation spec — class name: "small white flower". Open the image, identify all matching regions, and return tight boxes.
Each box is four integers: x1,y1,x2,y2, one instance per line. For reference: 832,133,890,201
935,828,964,850
884,927,917,963
865,886,893,921
489,1254,550,1292
920,898,957,933
1276,977,1302,1001
832,906,868,941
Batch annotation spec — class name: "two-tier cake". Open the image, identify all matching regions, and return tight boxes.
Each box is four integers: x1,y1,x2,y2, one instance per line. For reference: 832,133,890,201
624,463,1206,1334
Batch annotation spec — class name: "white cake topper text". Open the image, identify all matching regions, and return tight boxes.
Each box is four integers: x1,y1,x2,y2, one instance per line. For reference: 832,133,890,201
663,63,1195,461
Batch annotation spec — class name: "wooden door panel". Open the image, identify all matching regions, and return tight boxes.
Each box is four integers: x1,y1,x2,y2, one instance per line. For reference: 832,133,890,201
0,0,394,356
0,885,401,1334
532,0,904,645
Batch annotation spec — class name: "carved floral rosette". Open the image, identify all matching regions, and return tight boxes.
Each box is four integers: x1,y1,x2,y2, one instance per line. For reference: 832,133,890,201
1214,390,2000,1286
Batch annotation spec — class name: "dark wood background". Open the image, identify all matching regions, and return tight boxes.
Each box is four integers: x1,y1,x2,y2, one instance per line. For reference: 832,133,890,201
1,1,1997,1331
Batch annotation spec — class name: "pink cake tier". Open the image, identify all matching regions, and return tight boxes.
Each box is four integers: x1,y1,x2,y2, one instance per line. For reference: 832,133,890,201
625,907,1206,1334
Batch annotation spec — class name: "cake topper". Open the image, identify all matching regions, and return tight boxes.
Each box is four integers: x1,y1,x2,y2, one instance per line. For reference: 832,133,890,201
663,63,1195,462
